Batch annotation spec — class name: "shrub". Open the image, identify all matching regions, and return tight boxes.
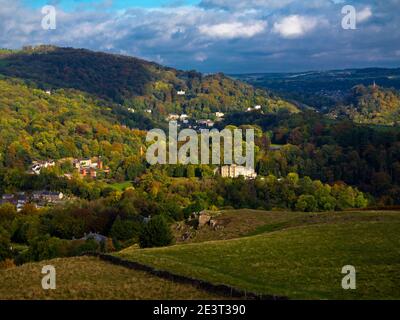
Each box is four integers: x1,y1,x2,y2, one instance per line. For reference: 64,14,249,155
68,239,100,256
27,235,68,261
110,216,140,241
139,215,174,248
295,195,318,212
0,232,12,262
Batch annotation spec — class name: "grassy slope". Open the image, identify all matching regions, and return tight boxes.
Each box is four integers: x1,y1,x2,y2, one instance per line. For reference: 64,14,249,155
0,256,226,300
119,210,400,300
174,209,400,243
108,181,133,192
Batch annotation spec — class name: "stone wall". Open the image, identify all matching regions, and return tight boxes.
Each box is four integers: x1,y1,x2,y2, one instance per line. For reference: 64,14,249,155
85,252,288,301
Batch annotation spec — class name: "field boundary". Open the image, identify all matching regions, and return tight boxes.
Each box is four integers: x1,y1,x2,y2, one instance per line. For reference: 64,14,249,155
85,252,288,301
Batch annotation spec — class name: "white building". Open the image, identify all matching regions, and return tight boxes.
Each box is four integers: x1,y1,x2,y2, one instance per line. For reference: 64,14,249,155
30,160,55,175
177,90,186,96
167,114,180,121
220,165,257,179
215,112,225,118
197,119,214,127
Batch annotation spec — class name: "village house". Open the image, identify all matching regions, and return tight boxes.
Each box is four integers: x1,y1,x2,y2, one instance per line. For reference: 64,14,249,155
197,119,215,128
1,194,14,201
167,114,190,123
32,191,64,203
246,105,262,112
177,90,186,96
219,164,257,179
215,112,225,118
167,114,180,121
74,159,92,168
0,194,17,208
73,157,105,178
30,160,55,175
81,232,108,244
1,193,28,212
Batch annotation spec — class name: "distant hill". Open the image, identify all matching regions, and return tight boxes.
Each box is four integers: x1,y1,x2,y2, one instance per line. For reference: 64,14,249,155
0,45,299,168
328,85,400,125
233,68,400,110
0,45,298,120
0,77,145,167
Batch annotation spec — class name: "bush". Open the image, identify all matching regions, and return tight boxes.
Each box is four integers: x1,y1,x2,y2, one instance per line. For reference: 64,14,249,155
0,235,12,262
11,215,41,244
295,195,318,212
27,235,68,261
139,215,174,248
110,216,140,241
68,239,100,256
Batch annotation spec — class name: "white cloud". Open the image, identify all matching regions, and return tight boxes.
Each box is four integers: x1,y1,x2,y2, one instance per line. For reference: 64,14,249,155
357,7,372,23
0,0,398,72
198,21,267,39
200,0,296,10
194,52,208,62
273,15,318,38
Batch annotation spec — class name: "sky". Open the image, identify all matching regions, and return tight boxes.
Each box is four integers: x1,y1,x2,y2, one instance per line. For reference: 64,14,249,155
1,0,400,73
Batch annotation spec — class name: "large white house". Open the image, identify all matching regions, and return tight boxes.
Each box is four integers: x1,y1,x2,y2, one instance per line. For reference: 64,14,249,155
219,165,257,179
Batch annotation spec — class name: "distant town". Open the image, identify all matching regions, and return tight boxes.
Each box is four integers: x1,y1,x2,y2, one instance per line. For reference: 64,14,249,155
2,153,257,211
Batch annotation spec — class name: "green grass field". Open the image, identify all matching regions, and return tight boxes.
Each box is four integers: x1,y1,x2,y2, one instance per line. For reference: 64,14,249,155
108,181,133,192
174,209,400,243
119,210,400,300
0,256,227,300
1,210,399,300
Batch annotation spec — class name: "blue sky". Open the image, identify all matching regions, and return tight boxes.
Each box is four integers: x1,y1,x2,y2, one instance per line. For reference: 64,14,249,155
2,0,400,73
23,0,200,10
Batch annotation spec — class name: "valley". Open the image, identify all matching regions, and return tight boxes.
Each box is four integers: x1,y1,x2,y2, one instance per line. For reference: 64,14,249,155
0,46,399,301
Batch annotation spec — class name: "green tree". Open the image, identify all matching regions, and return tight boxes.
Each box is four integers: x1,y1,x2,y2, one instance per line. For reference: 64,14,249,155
355,193,368,208
139,215,174,248
27,235,66,261
295,195,318,212
0,228,12,262
110,216,140,241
